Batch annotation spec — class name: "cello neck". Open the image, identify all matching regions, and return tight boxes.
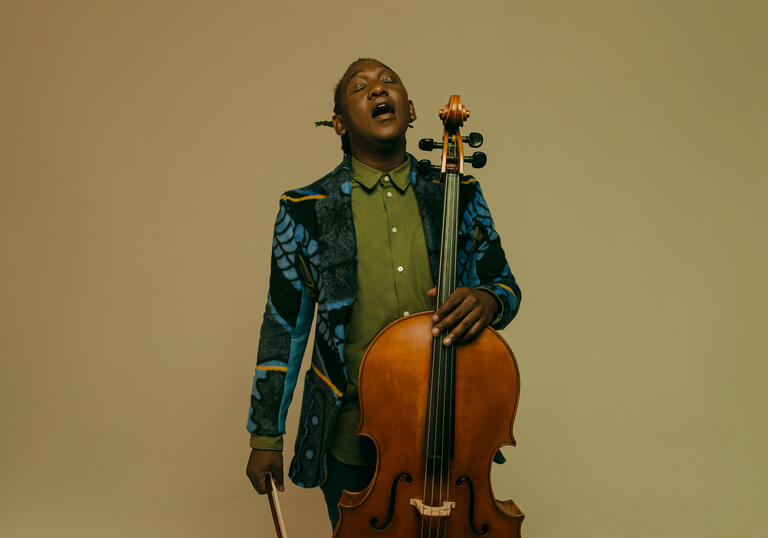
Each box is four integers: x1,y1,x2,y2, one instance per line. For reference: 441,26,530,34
435,170,461,307
425,168,461,462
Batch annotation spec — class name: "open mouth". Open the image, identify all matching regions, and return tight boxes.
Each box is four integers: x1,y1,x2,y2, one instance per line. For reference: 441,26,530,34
372,102,395,118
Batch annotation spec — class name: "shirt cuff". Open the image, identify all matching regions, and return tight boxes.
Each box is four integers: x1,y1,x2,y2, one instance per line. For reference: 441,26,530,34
250,433,284,451
474,286,504,326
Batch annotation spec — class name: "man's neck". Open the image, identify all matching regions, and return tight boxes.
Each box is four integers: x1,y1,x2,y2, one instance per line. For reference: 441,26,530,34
350,145,408,173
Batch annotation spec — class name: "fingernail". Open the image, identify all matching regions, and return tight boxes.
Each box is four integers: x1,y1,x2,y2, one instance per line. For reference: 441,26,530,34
432,315,439,322
443,337,452,345
432,327,440,336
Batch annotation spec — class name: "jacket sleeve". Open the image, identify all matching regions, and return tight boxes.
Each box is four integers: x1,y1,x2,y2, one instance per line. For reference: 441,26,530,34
468,181,521,331
247,197,315,444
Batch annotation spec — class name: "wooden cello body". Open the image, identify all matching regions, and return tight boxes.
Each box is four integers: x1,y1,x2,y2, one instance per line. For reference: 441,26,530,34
333,96,524,538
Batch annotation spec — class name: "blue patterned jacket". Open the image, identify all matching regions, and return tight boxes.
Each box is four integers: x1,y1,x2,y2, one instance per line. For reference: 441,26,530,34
247,154,521,488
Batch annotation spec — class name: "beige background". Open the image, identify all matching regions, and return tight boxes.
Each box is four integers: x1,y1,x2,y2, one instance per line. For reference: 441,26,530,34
1,1,766,537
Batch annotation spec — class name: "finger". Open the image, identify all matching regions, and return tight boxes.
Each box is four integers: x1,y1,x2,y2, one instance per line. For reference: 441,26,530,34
433,287,470,322
426,287,436,297
458,316,489,343
248,472,268,495
272,464,285,492
433,295,476,337
443,308,482,346
434,294,476,335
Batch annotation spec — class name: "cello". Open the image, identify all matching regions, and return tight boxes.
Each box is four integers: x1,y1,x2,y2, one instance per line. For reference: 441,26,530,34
332,95,524,538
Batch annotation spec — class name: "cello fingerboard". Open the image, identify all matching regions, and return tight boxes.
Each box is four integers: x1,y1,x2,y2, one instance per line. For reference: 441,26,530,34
425,169,461,461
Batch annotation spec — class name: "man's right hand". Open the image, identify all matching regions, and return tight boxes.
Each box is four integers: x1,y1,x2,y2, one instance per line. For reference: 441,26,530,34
246,448,284,494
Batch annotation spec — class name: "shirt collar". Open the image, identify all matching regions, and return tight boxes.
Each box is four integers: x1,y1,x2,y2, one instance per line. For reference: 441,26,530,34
350,156,411,192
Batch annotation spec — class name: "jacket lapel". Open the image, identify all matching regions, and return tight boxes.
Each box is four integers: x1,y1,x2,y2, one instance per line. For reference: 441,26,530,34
314,158,357,388
315,158,357,307
410,155,444,284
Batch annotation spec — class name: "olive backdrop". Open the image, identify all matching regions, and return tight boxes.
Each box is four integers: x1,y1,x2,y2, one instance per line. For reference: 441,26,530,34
1,1,766,537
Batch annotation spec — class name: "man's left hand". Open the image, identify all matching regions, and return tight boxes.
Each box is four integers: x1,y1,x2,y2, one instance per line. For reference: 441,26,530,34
427,286,499,346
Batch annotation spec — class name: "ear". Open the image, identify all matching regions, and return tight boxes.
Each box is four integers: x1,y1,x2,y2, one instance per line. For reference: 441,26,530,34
332,114,346,136
408,100,417,123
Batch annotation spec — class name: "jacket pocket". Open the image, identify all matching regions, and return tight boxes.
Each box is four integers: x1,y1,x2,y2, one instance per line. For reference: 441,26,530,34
288,367,340,487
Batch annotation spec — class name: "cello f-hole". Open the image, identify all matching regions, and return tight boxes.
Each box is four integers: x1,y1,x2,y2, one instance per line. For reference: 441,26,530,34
369,472,412,531
457,476,490,536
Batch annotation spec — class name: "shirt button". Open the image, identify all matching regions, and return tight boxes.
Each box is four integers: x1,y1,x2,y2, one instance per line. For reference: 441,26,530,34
397,265,404,272
382,175,390,182
391,227,398,234
403,311,410,316
386,191,393,198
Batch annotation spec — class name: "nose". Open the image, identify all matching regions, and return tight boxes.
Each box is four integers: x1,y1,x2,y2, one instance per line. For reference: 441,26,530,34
368,82,388,99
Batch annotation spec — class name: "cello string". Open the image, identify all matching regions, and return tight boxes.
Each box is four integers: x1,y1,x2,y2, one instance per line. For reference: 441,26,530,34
424,132,463,538
439,169,456,536
435,168,450,538
450,161,460,521
434,167,454,537
421,293,436,538
441,165,460,537
423,151,450,538
433,164,457,538
446,154,461,533
424,338,439,538
422,266,440,537
436,342,446,538
433,158,459,538
438,144,456,538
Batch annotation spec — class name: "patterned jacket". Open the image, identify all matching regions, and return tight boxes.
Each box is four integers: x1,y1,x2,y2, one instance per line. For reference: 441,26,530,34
247,154,521,488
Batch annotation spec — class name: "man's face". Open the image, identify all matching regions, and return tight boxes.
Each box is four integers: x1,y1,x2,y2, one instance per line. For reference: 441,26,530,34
333,60,416,152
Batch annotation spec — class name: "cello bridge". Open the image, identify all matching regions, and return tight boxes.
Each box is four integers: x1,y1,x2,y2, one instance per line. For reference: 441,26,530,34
409,498,456,517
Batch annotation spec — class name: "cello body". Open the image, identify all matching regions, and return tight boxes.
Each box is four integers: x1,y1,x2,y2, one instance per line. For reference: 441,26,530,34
333,313,523,537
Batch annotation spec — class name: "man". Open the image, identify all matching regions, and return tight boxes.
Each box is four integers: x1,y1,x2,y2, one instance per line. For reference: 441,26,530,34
246,58,521,528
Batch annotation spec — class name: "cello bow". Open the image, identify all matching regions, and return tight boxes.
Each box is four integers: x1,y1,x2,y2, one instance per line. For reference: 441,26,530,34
265,472,288,538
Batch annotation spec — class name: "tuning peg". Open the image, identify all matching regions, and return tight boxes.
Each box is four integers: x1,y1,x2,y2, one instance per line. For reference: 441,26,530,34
462,132,483,148
417,159,440,175
464,151,487,168
418,138,442,151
